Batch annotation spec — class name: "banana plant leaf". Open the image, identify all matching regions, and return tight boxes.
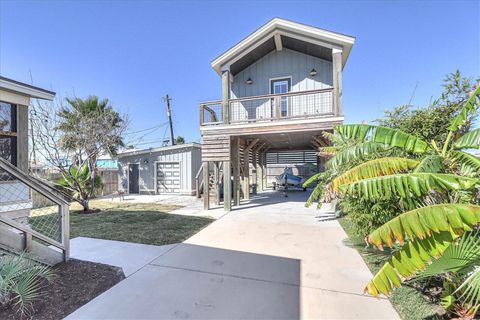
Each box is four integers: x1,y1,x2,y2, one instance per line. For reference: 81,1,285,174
326,142,391,169
454,128,480,150
449,86,480,132
332,157,419,191
366,230,460,297
450,151,480,176
413,155,444,173
367,204,480,249
335,124,431,154
303,172,324,188
339,173,479,201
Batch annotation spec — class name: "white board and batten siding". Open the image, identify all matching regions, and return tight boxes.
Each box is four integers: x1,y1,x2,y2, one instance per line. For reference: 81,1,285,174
117,143,202,196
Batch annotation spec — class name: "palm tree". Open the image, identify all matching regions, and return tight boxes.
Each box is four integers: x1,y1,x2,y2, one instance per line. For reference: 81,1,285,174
56,96,125,212
321,87,480,311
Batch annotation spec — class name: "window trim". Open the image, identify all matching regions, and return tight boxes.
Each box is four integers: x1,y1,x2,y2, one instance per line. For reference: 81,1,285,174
269,77,292,117
0,102,18,166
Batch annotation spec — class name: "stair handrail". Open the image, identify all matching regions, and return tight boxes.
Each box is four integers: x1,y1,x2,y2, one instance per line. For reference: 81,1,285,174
0,157,68,206
0,157,70,261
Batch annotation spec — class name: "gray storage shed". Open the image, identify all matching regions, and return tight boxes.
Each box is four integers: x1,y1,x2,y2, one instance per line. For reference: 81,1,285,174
117,143,201,195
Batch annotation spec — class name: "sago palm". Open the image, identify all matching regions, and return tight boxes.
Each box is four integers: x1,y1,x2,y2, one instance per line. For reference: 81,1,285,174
326,86,480,299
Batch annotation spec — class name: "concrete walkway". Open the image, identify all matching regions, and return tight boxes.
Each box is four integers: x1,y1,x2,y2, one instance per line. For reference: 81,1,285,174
67,191,399,319
70,237,176,276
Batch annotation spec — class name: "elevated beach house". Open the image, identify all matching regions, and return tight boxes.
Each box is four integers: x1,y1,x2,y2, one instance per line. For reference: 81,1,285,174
198,18,355,211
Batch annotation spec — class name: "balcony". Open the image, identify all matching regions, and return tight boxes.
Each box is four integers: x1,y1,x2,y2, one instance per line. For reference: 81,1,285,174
200,88,336,127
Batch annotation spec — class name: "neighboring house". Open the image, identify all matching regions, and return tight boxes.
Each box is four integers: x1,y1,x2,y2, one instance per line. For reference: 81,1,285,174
199,18,355,211
0,76,69,265
0,77,56,217
117,143,201,195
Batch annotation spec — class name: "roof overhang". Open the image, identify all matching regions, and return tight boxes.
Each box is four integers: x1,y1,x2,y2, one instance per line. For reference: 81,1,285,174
211,18,356,76
0,76,56,100
117,143,201,158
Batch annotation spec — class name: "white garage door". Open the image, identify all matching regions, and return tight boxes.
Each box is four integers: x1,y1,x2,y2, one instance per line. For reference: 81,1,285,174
156,162,180,194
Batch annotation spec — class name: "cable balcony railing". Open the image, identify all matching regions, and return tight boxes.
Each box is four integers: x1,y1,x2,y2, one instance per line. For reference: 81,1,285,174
200,88,335,126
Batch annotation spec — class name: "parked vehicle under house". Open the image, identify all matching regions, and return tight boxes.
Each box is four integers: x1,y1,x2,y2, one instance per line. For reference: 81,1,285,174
199,18,355,211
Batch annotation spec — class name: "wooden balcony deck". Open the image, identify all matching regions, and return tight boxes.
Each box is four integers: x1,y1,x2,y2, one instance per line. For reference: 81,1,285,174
200,88,338,128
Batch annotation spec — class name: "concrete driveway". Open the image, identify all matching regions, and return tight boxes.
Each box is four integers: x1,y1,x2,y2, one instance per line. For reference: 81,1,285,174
67,190,399,319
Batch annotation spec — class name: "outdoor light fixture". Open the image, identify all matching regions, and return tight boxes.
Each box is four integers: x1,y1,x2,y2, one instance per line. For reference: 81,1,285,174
144,159,149,164
309,68,318,76
246,77,253,85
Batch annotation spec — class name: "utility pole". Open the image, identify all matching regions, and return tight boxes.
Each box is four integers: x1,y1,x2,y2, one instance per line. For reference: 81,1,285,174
163,94,175,145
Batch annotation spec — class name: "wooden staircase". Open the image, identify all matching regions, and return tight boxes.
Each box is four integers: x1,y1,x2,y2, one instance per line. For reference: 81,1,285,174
0,157,70,265
195,162,224,204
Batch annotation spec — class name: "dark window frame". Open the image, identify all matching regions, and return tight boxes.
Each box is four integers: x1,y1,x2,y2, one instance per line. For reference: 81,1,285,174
0,102,18,166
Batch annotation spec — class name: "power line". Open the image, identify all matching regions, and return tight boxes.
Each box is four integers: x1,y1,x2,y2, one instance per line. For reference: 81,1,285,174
124,123,168,135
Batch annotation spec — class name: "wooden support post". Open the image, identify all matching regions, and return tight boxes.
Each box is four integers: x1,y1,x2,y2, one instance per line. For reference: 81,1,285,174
332,49,343,116
242,139,259,200
214,162,220,205
17,105,29,173
258,152,264,191
242,143,250,200
203,161,210,210
223,160,231,211
252,150,257,195
232,137,240,206
274,96,281,119
61,204,70,261
262,147,270,189
221,70,230,124
25,232,32,251
251,143,266,195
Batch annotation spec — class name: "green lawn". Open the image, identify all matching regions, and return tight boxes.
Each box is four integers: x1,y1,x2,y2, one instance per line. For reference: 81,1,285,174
338,217,444,320
32,200,214,246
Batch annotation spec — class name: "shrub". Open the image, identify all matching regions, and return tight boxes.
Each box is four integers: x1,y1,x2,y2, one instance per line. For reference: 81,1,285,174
0,253,53,315
339,196,399,237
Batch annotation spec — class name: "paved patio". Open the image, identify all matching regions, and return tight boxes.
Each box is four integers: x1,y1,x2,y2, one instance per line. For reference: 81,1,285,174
67,190,399,319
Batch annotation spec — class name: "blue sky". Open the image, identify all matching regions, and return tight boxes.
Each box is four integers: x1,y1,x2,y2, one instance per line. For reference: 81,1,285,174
1,0,479,148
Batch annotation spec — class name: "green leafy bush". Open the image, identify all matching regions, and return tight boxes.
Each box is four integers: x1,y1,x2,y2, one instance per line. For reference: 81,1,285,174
339,196,399,237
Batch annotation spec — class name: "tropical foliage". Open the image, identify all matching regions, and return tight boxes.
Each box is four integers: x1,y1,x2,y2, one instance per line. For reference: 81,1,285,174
55,96,126,212
376,70,479,144
306,74,480,317
57,163,104,202
0,253,53,315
